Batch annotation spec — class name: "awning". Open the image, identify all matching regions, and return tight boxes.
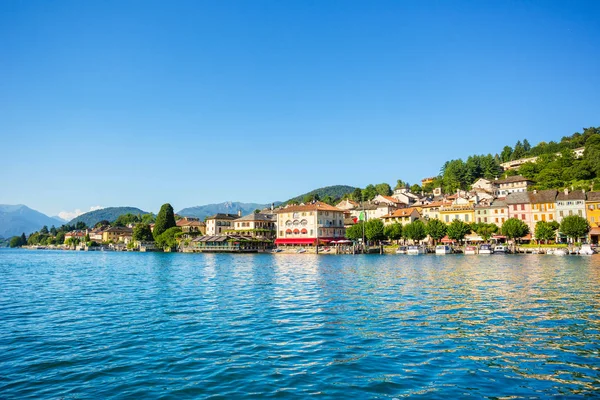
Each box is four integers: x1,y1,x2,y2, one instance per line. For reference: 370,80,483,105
441,236,455,243
493,235,506,239
275,238,317,245
590,227,600,235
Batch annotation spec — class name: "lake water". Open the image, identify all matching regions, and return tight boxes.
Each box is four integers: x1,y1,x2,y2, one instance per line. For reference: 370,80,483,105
1,249,599,398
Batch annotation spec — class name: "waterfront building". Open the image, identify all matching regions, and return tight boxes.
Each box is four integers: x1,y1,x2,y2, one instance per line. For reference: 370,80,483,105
556,189,587,223
380,207,421,226
486,199,509,228
505,192,534,232
189,235,271,253
586,191,600,244
205,213,240,235
102,226,133,244
494,175,534,196
274,201,345,246
176,217,206,235
420,201,445,221
230,212,277,240
529,189,557,225
439,203,475,223
64,230,86,243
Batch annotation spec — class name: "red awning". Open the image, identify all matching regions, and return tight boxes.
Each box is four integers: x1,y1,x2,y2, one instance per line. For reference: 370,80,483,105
275,238,317,245
493,235,506,239
590,227,600,235
301,228,308,234
441,236,455,243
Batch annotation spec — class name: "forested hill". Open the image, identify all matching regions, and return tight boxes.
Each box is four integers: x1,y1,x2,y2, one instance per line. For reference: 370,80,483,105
285,185,358,205
68,207,149,227
429,126,600,194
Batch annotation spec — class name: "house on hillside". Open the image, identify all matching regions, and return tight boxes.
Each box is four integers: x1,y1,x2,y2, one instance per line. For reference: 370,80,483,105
494,175,534,196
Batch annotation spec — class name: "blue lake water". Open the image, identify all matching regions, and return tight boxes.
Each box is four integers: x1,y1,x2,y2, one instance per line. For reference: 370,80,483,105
1,249,599,399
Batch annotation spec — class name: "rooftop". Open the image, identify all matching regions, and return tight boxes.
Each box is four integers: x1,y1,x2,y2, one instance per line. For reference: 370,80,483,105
275,201,343,214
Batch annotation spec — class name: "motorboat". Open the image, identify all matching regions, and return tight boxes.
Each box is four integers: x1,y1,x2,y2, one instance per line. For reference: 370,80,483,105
435,245,452,255
465,245,478,255
395,246,408,254
553,248,567,256
579,244,595,255
479,244,493,254
494,245,508,253
407,245,426,255
271,248,282,253
296,248,306,254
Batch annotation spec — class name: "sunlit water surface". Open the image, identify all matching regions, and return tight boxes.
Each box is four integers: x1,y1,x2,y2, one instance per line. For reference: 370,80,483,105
1,249,599,398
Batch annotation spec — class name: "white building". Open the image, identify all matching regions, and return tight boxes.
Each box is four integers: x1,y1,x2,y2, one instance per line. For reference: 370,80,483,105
556,189,586,223
274,202,346,246
205,213,240,235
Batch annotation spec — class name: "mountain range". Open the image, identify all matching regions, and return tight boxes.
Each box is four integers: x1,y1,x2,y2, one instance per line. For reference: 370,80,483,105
0,205,65,238
177,202,277,220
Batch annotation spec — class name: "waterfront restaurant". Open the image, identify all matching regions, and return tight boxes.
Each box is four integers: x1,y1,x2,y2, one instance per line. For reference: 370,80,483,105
274,201,346,247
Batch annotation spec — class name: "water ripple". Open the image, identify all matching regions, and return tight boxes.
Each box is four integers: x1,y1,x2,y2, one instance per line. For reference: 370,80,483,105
1,249,599,398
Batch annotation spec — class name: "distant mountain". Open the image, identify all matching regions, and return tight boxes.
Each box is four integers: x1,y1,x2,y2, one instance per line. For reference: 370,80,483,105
0,204,65,237
68,207,149,227
285,185,358,204
178,201,278,220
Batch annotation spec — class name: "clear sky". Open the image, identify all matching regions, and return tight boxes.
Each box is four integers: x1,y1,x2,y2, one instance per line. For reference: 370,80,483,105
1,0,599,218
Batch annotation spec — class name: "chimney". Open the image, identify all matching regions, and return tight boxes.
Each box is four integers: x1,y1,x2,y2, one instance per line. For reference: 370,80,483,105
237,210,242,217
271,203,274,211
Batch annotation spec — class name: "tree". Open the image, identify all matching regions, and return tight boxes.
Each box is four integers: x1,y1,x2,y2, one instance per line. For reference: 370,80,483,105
500,146,513,163
394,179,407,190
20,233,27,245
426,219,447,244
50,226,57,236
113,213,142,227
9,236,23,248
55,232,65,244
141,213,156,225
95,220,110,228
474,223,498,242
523,139,531,152
365,219,385,243
447,219,471,243
534,221,557,243
351,188,363,202
501,218,530,241
40,225,49,235
345,222,364,241
362,185,377,201
410,184,421,193
384,223,403,242
375,183,393,196
559,215,590,242
155,227,182,250
154,203,176,238
403,220,427,243
133,223,154,242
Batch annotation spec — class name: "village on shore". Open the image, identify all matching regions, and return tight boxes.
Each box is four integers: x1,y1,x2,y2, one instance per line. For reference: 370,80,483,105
27,156,600,256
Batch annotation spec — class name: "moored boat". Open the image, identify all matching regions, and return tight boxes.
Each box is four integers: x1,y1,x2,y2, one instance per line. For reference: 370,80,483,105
395,246,408,254
465,245,478,255
435,245,452,255
553,249,567,256
479,244,493,254
579,244,595,255
407,245,426,255
494,245,508,253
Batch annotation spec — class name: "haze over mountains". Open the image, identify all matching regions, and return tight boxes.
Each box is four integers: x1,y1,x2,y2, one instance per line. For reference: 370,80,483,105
0,205,65,238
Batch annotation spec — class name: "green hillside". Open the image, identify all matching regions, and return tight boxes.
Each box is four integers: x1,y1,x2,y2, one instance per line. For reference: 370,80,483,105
68,207,149,227
285,185,358,205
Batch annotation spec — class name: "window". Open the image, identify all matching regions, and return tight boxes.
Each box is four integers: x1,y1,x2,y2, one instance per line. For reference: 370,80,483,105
534,215,538,221
569,210,573,216
521,204,525,210
445,215,449,222
465,215,469,222
494,209,498,214
549,214,553,220
484,217,488,223
578,210,582,216
592,217,596,222
559,211,563,217
521,214,525,220
495,218,499,223
478,217,481,223
513,205,517,211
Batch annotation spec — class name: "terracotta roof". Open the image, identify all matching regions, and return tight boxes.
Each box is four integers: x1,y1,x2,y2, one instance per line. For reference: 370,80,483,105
274,201,343,214
587,192,600,202
236,213,276,222
556,190,586,201
421,201,444,209
206,213,240,220
381,207,420,218
529,190,557,204
495,175,534,184
380,195,402,204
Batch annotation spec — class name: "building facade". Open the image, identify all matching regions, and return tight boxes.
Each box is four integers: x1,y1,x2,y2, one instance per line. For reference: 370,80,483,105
556,189,586,223
205,213,240,235
274,202,346,246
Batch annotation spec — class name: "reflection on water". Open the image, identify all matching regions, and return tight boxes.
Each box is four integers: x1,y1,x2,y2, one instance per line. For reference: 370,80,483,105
0,249,599,399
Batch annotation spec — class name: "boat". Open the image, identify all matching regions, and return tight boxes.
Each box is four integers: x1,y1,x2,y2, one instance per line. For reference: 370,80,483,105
553,249,567,256
494,245,508,253
407,245,426,255
271,248,282,253
296,248,306,254
465,245,478,255
395,246,408,254
479,244,494,254
579,244,595,255
435,245,452,255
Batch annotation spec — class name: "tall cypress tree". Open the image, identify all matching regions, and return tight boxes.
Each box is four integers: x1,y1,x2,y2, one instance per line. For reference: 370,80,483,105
20,233,27,246
153,203,176,238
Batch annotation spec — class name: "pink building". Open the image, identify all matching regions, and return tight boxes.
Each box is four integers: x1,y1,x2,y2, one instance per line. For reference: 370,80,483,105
506,192,534,234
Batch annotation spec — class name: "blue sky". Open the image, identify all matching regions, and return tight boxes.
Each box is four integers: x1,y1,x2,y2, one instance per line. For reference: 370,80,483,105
1,0,599,218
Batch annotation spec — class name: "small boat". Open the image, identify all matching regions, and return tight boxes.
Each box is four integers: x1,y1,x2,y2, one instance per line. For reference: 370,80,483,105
407,245,426,255
494,245,508,253
271,248,282,253
579,244,595,255
296,248,306,254
465,245,478,255
553,249,567,256
395,246,408,254
479,244,493,254
435,245,452,255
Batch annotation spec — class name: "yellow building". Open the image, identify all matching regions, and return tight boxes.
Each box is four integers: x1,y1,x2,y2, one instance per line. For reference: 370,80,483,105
420,201,444,221
529,189,557,225
102,226,133,243
380,207,421,226
586,192,600,243
439,204,475,224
